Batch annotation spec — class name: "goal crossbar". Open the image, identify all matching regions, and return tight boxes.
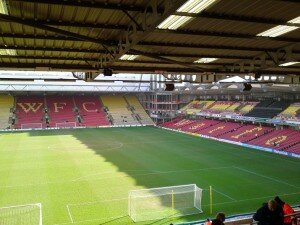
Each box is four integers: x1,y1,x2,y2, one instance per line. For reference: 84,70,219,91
128,184,202,222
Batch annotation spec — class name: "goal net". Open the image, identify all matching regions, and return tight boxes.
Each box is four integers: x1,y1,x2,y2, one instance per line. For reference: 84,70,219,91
56,122,76,128
0,203,42,225
128,184,202,222
21,123,43,129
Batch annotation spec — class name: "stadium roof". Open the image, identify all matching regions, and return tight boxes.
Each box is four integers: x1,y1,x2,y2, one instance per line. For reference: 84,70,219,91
0,0,299,75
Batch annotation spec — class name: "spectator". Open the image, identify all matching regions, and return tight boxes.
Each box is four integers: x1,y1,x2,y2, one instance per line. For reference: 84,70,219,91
205,218,212,225
274,196,295,225
253,200,284,225
212,212,225,225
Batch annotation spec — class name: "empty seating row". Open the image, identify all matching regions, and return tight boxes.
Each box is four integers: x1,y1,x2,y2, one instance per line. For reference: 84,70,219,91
15,96,46,129
276,103,300,121
245,100,290,118
1,95,154,129
180,100,259,116
162,118,300,155
13,95,111,128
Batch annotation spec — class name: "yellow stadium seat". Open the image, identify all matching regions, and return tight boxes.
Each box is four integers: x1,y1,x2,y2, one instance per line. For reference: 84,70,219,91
0,95,14,129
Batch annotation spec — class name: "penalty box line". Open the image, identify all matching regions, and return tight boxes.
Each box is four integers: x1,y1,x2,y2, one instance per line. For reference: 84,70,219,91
57,191,300,225
233,166,298,188
202,191,300,207
65,198,128,224
66,205,74,223
54,215,127,225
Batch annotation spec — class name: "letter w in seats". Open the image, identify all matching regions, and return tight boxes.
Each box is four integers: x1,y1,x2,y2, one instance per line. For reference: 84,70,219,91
17,103,43,113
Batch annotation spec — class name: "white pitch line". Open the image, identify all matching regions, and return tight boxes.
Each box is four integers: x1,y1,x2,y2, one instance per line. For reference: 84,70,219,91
53,215,126,225
0,166,232,189
234,166,298,188
56,191,300,225
212,188,236,201
72,166,232,182
66,205,74,223
67,197,128,207
72,169,161,181
202,191,300,207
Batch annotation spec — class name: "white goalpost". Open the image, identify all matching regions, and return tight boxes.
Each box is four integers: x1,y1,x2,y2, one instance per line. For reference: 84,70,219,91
0,203,42,225
128,184,203,222
56,122,77,128
21,123,43,129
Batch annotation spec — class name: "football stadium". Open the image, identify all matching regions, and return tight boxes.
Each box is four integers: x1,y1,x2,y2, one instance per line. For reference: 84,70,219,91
0,0,300,225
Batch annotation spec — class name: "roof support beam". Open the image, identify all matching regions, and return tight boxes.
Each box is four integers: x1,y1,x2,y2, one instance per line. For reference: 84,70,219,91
154,29,300,43
0,55,102,62
0,19,128,31
12,0,300,27
2,55,297,68
174,11,300,27
1,19,299,43
138,42,300,54
0,13,112,52
0,3,207,71
0,62,299,75
97,0,199,70
12,0,144,12
2,33,300,54
1,45,299,61
0,45,105,54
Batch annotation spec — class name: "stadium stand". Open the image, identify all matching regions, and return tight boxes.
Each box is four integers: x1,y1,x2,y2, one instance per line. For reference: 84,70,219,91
0,95,14,129
100,95,140,125
125,95,154,125
180,119,221,133
15,96,46,129
220,124,273,143
181,100,259,116
245,100,290,118
162,117,300,155
238,102,259,115
248,128,300,151
0,95,154,129
197,121,243,137
74,96,110,127
285,143,300,155
276,102,300,121
180,100,215,114
224,102,241,112
46,96,77,128
161,116,183,128
206,101,233,112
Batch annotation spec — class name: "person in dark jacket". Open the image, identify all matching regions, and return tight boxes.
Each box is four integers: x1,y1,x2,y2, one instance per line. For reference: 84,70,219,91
212,212,225,225
253,200,284,225
274,196,295,225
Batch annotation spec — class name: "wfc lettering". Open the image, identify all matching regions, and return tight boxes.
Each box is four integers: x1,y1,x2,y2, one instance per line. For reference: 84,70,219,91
18,102,98,113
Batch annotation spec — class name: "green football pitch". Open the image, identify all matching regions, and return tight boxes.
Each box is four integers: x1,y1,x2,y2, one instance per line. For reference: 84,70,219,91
0,126,299,225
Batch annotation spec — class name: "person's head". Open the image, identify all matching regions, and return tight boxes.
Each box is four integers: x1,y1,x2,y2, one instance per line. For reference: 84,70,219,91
216,212,225,222
274,196,285,206
268,200,277,211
